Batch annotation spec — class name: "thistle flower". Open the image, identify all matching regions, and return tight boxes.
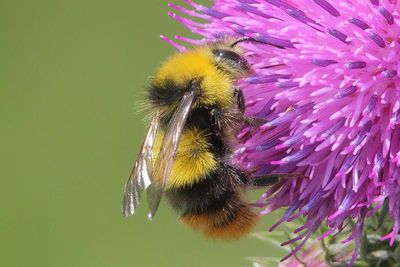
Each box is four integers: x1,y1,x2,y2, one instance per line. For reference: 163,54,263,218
166,0,400,265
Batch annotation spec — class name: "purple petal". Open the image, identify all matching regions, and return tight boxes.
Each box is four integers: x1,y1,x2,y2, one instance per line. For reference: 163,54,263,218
368,31,386,48
379,7,394,25
245,74,292,84
363,94,378,114
276,80,299,89
239,3,276,19
383,70,397,78
312,58,338,67
344,61,366,70
335,85,357,98
348,17,369,30
328,28,350,44
313,0,340,17
251,33,295,48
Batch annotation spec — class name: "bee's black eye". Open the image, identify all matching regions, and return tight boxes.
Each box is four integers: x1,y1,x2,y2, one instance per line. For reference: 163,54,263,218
212,49,242,62
212,49,250,73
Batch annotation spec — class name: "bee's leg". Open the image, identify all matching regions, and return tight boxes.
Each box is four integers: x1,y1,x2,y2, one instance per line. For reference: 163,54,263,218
219,163,247,188
246,173,308,187
210,107,243,131
220,162,308,188
247,174,281,187
210,107,267,131
233,88,267,127
234,88,245,113
244,116,268,127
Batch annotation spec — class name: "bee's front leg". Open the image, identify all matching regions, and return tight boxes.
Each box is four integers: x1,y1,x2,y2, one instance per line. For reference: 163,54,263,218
234,87,245,113
210,107,242,131
210,107,267,131
233,88,267,127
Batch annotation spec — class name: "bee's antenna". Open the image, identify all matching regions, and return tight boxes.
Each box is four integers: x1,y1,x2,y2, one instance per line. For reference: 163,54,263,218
230,37,259,48
230,37,284,49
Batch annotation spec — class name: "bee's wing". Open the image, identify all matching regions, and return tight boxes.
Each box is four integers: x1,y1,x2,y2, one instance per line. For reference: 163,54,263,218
122,111,160,217
147,84,199,220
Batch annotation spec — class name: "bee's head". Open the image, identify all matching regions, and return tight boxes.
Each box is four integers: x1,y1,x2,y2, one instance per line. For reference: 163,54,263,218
211,47,251,78
211,37,281,78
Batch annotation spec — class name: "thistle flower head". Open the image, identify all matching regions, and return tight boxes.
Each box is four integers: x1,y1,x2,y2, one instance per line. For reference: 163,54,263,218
167,0,400,264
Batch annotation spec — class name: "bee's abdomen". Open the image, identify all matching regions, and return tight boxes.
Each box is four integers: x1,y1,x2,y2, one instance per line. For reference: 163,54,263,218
153,125,218,188
180,192,259,240
165,170,233,213
166,169,259,240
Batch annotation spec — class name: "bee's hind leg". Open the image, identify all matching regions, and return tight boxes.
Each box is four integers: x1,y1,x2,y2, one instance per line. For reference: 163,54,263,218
221,163,308,188
247,174,281,187
244,116,268,127
246,173,308,187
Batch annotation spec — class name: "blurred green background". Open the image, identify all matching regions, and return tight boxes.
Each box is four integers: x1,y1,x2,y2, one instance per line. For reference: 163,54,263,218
1,1,282,266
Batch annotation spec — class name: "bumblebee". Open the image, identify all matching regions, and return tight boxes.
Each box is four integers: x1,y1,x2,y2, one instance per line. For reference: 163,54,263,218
122,38,299,239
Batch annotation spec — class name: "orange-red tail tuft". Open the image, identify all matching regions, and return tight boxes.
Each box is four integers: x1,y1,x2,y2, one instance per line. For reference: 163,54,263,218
181,195,259,240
